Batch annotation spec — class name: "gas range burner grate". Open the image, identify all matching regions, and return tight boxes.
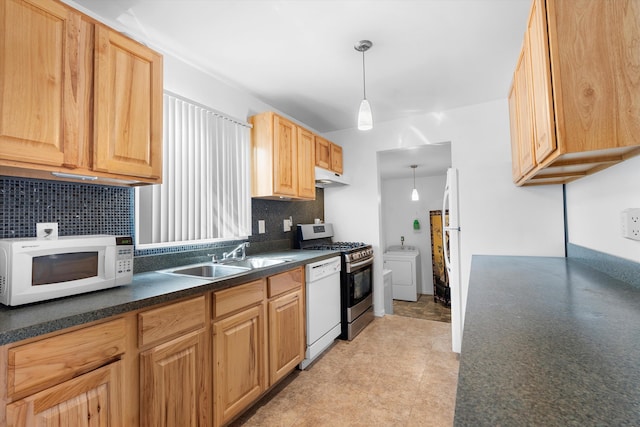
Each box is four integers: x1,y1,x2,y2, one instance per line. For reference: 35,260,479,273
306,242,368,251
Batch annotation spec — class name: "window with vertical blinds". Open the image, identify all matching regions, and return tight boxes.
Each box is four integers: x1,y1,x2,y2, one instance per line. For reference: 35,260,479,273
135,92,251,248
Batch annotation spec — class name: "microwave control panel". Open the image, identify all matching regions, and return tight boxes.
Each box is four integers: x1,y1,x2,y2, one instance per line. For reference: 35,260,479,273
115,236,134,285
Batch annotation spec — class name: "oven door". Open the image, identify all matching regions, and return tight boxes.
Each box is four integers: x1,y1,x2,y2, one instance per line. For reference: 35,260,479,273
345,257,373,308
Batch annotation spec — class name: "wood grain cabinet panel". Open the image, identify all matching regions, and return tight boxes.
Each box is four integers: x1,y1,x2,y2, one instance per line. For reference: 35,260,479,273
297,127,316,199
6,360,123,427
0,0,163,186
8,319,126,399
508,37,536,182
140,330,208,427
250,111,315,200
213,303,267,427
268,287,304,386
0,0,89,168
330,143,343,174
138,296,205,348
315,136,343,174
93,26,163,180
509,0,640,186
315,136,331,169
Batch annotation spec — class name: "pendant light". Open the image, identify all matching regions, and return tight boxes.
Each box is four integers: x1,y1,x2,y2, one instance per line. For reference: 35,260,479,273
411,165,420,201
355,40,373,131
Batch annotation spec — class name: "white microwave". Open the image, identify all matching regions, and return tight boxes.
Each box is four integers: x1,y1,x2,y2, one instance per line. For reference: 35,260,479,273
0,235,133,306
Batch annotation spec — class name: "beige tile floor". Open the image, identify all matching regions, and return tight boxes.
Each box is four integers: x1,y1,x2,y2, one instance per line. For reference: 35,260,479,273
231,315,459,426
393,295,451,323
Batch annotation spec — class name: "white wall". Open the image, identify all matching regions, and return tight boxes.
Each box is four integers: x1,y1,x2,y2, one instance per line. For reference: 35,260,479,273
324,99,565,318
565,155,640,263
380,174,447,294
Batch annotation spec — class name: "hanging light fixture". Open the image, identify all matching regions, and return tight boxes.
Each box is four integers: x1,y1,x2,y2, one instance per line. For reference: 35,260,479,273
354,40,373,131
411,165,420,201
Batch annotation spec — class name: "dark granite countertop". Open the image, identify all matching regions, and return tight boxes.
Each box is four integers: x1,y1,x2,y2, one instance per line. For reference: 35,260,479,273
0,249,340,346
454,255,640,426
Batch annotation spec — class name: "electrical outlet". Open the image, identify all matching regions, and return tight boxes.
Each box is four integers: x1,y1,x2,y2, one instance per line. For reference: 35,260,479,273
258,220,265,234
621,208,640,241
283,218,291,232
36,222,58,239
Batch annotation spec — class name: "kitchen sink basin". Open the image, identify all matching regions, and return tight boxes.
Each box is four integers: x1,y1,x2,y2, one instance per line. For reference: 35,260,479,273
161,263,250,279
221,257,289,269
158,257,291,279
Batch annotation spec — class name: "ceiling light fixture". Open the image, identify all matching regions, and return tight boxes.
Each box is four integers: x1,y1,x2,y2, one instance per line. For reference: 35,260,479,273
411,165,419,201
355,40,373,131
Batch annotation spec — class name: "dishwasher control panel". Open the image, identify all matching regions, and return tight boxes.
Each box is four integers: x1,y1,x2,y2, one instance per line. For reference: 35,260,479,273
306,256,341,282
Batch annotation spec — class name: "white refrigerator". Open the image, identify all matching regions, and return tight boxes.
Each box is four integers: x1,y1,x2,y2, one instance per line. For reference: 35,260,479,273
442,168,462,353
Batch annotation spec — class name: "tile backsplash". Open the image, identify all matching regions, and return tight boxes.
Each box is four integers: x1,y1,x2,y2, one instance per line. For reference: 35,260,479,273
0,176,325,263
0,176,132,239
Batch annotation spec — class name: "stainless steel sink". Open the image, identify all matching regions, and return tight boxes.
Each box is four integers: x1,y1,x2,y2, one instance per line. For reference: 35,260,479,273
161,263,250,279
221,257,288,269
158,257,291,279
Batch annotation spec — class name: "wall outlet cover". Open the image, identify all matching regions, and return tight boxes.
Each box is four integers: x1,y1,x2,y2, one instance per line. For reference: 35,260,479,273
258,220,266,234
36,222,59,239
621,208,640,241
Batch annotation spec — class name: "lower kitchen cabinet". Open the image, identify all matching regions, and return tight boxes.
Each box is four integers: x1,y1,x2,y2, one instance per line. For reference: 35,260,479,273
0,267,307,427
212,280,267,427
140,330,208,427
267,269,305,386
6,360,124,426
138,296,208,427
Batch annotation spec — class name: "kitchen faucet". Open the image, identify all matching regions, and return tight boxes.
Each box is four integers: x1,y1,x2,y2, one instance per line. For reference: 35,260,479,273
223,242,250,260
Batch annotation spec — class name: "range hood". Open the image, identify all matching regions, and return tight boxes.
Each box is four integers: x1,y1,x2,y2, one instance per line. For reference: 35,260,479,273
315,167,350,188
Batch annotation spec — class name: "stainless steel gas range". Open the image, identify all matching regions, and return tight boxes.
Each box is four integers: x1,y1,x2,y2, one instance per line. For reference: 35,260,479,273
297,223,374,340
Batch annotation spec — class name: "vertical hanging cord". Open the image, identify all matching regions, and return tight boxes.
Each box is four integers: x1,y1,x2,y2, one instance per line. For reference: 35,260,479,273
362,50,367,100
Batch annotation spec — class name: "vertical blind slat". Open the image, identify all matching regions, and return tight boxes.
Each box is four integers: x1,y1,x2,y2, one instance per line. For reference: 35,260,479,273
135,93,251,247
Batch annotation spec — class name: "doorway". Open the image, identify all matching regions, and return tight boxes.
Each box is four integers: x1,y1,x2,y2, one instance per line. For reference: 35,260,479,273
377,144,452,322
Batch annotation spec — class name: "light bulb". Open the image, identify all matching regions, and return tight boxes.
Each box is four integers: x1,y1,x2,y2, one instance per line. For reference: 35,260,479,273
411,188,419,201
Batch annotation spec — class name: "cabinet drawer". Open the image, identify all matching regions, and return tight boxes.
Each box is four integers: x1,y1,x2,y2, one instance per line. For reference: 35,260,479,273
138,296,206,347
268,267,303,298
8,318,126,398
214,279,265,319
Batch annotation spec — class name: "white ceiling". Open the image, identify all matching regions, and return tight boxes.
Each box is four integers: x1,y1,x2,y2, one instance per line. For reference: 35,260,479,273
68,0,529,179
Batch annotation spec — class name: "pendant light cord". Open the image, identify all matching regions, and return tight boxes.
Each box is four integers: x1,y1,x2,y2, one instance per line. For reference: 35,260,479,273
362,50,367,100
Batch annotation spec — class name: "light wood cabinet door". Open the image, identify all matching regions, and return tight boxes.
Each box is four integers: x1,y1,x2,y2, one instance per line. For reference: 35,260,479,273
514,39,536,178
213,303,266,427
315,136,331,169
268,288,305,385
140,330,208,427
0,0,90,168
315,136,343,174
330,143,343,174
6,360,123,427
93,26,163,180
297,127,316,199
527,0,556,165
508,81,521,181
272,115,298,197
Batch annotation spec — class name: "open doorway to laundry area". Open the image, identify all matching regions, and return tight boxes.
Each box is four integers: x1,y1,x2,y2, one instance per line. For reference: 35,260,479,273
377,143,452,323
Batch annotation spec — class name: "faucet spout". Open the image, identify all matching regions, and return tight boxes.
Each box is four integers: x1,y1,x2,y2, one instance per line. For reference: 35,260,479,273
223,242,250,260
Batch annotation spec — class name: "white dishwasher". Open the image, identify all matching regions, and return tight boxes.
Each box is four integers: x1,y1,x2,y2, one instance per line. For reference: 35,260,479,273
300,256,341,369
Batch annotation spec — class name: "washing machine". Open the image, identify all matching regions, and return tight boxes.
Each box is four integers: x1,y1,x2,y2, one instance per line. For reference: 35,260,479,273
383,245,421,302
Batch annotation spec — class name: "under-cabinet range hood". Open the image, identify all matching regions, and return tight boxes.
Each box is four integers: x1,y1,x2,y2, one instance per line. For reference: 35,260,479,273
315,167,350,188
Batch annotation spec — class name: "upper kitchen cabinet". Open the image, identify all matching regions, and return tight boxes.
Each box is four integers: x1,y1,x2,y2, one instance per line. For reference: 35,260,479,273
508,37,536,182
93,27,163,180
250,111,315,200
0,0,163,186
510,0,640,186
315,136,343,174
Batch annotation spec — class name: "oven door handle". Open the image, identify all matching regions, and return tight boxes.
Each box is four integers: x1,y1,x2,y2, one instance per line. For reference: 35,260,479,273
346,257,374,273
